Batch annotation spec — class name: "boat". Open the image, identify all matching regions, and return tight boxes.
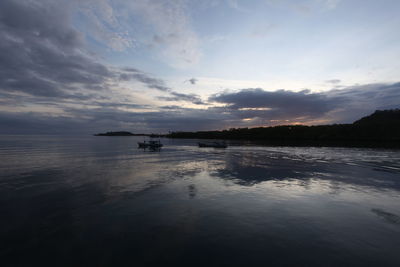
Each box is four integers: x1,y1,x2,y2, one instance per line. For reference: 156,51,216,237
198,141,227,148
138,140,163,149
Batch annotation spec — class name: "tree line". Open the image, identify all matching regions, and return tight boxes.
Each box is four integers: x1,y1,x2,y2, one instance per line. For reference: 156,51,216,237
167,109,400,148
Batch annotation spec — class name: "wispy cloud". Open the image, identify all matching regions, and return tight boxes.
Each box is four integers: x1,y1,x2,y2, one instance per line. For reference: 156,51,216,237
265,0,342,13
78,0,135,51
320,0,341,10
120,69,204,105
0,0,204,106
326,79,341,84
158,91,206,105
125,0,201,68
250,24,276,38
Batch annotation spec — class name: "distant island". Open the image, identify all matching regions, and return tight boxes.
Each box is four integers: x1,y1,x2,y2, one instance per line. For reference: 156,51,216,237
167,109,400,148
94,131,137,136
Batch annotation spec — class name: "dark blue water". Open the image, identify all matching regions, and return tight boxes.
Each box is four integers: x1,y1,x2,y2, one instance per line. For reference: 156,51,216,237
1,136,400,266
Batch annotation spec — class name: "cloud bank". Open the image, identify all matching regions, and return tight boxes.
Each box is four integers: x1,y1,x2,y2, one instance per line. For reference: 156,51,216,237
2,82,399,134
0,0,203,103
0,0,399,134
208,83,400,125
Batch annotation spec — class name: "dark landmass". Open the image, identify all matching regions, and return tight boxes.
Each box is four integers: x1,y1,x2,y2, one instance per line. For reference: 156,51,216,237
94,131,141,136
94,131,166,137
167,109,400,148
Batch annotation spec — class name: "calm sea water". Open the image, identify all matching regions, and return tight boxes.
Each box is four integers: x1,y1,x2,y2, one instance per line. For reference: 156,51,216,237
0,135,400,266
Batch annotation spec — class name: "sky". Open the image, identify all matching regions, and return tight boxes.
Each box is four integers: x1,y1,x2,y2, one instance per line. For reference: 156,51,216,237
0,0,400,134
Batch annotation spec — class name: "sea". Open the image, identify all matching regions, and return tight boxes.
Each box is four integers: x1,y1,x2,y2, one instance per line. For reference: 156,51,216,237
0,135,399,266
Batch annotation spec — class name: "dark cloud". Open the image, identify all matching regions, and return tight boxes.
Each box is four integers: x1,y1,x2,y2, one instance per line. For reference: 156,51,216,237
1,82,399,134
0,0,114,99
185,78,198,85
120,69,204,105
325,82,400,122
209,88,341,121
90,102,152,110
160,105,182,110
1,1,399,134
0,0,204,105
0,111,90,135
0,106,226,134
208,83,400,124
158,91,206,105
119,68,170,92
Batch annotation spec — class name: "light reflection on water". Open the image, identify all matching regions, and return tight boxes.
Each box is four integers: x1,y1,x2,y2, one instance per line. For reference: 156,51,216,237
0,135,400,266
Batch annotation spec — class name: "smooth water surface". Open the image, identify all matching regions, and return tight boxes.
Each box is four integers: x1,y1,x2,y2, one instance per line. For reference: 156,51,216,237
1,136,400,266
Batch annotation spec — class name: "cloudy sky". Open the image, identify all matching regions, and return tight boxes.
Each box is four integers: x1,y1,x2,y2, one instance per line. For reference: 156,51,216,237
1,0,399,134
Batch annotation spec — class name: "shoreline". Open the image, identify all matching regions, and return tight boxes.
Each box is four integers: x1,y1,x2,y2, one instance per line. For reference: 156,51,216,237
167,136,400,149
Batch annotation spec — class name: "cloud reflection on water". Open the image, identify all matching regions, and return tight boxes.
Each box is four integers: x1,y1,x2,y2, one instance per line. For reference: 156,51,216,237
1,136,400,266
